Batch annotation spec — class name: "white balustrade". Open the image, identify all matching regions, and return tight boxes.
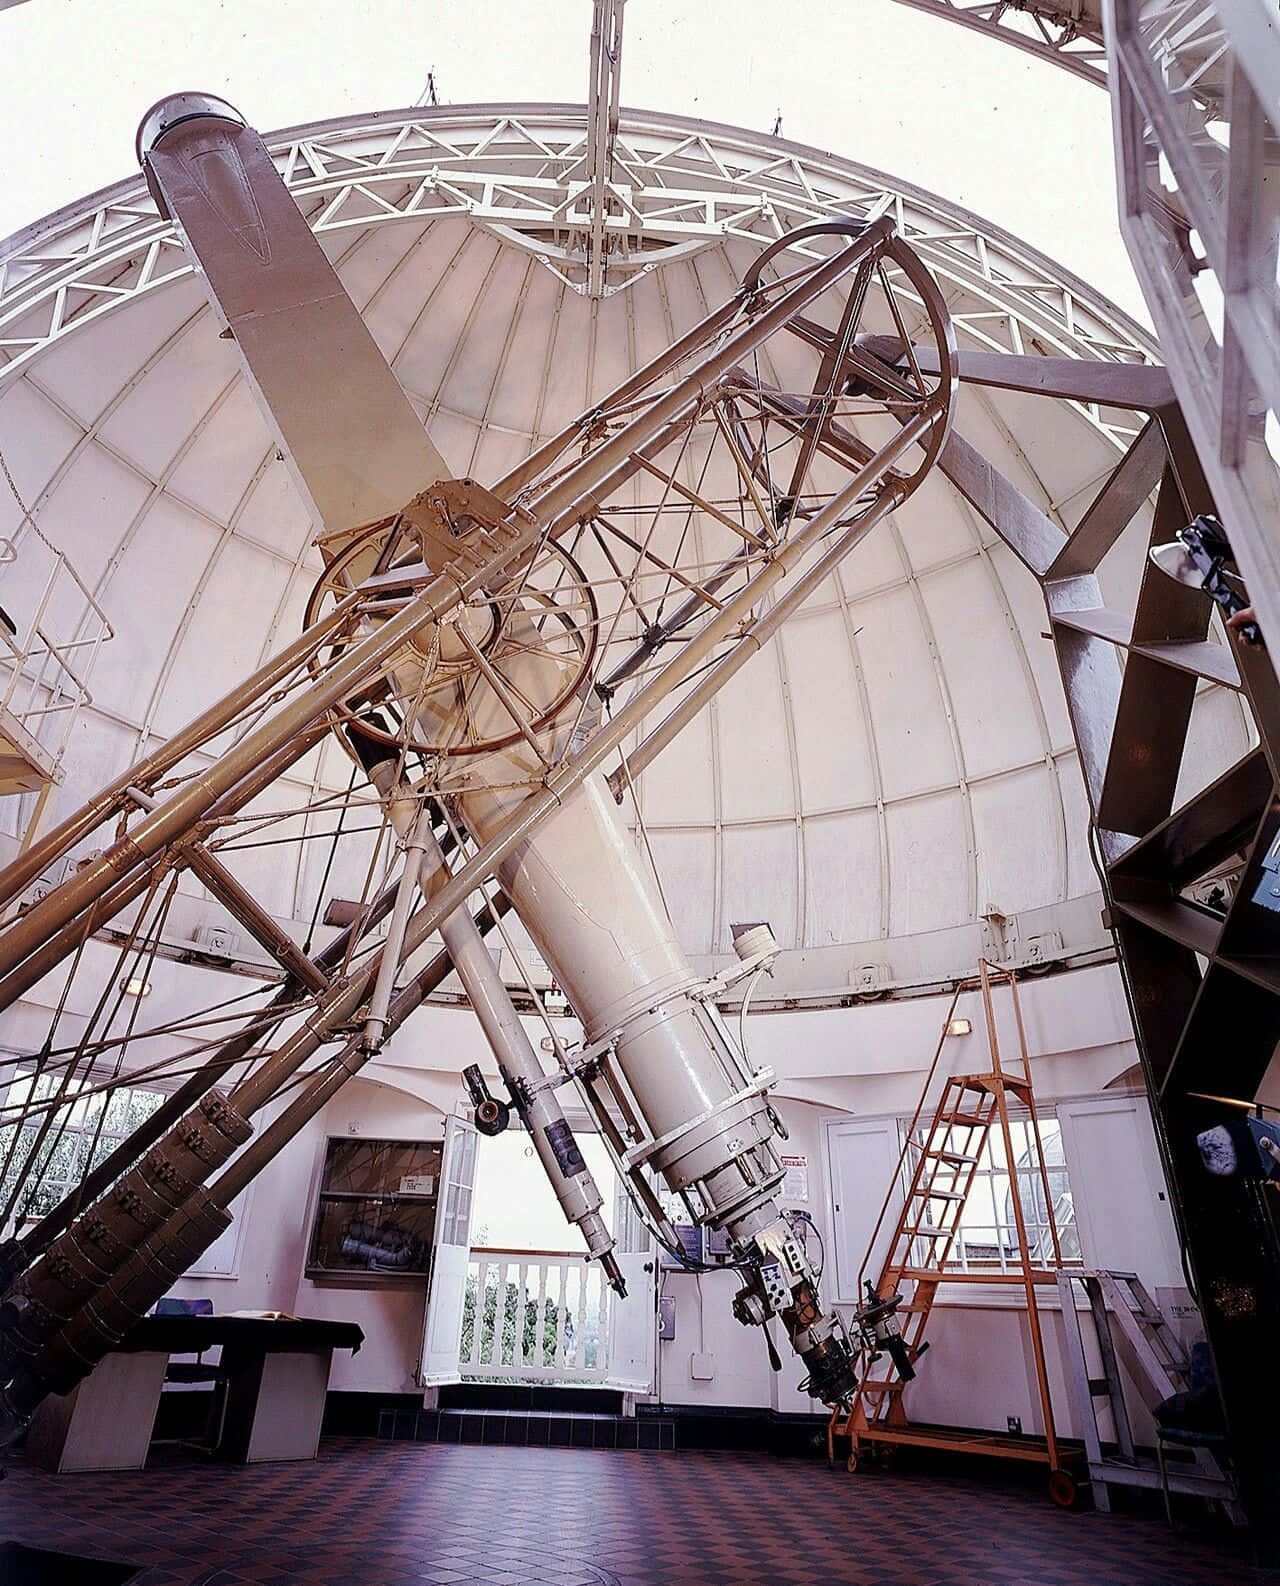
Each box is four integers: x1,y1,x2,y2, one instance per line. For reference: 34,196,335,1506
459,1249,612,1383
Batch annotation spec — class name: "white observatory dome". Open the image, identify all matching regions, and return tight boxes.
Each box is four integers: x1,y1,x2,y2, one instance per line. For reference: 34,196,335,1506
0,103,1252,1001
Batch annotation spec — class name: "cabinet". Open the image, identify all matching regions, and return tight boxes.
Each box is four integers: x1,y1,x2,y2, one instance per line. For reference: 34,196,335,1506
306,1136,443,1279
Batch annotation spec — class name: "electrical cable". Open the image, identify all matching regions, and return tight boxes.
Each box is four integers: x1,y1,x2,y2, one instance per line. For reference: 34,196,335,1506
302,757,359,953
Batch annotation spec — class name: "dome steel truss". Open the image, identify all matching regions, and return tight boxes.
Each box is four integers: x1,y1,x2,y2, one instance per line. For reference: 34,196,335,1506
0,88,1276,1536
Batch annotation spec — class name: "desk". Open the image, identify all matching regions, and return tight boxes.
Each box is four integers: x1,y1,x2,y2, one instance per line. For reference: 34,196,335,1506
27,1316,363,1472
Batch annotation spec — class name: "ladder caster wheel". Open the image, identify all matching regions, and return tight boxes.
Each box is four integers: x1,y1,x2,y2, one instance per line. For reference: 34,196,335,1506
1048,1469,1079,1509
846,1450,860,1474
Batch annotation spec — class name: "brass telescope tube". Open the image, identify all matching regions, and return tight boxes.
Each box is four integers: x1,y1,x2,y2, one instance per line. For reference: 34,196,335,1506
0,724,330,1013
0,856,413,1281
0,895,509,1438
0,592,362,913
0,217,893,1010
0,801,466,1351
327,391,946,972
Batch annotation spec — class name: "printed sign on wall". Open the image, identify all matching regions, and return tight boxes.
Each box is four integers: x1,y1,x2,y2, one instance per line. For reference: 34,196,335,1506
781,1153,809,1203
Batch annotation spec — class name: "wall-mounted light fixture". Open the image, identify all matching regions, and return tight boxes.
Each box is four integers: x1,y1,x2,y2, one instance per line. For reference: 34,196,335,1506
947,1017,971,1037
121,977,152,998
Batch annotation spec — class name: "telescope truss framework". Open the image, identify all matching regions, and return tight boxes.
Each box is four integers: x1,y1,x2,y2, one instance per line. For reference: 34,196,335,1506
0,97,1278,1537
1,105,1150,419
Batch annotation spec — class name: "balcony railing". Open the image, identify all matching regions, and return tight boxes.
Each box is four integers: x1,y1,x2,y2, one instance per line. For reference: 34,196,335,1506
460,1248,612,1383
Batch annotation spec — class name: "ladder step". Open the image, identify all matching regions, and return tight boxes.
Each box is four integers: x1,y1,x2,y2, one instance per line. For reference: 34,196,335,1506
912,1187,965,1201
932,1149,979,1166
943,1111,990,1127
859,1379,907,1393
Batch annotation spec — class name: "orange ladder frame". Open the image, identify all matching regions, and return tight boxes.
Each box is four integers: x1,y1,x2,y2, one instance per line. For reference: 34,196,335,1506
828,960,1084,1505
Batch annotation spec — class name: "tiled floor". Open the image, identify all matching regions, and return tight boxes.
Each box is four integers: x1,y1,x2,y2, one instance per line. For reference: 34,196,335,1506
0,1437,1265,1586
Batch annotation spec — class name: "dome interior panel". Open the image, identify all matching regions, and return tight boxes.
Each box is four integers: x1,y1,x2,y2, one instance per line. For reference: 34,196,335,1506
164,537,294,728
89,497,224,728
27,440,154,595
356,219,472,371
895,473,983,572
0,376,85,521
644,828,716,957
36,713,143,846
433,246,538,420
469,423,535,488
984,538,1076,752
917,552,1048,782
585,291,637,398
802,808,883,946
1173,683,1254,810
970,763,1063,915
1057,753,1097,902
232,458,317,563
851,583,960,801
835,524,908,603
213,777,312,922
885,790,971,936
166,378,276,523
26,284,205,429
635,707,716,827
331,219,429,318
481,264,563,436
97,317,241,480
388,228,492,401
720,820,798,951
778,610,878,811
711,646,796,823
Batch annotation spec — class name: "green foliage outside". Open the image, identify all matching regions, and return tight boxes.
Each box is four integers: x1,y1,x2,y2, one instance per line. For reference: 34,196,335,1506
0,1075,162,1234
460,1271,602,1380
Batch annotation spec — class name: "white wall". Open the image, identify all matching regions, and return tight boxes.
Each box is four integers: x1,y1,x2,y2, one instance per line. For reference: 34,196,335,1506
143,957,1189,1443
167,1076,446,1394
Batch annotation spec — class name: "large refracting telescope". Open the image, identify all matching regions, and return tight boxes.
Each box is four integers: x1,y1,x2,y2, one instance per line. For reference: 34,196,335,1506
0,94,956,1432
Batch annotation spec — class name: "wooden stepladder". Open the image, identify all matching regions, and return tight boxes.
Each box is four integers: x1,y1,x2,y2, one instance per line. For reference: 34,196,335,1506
829,960,1083,1505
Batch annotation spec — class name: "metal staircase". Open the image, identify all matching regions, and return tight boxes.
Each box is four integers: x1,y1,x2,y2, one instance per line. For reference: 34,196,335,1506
1058,1268,1244,1522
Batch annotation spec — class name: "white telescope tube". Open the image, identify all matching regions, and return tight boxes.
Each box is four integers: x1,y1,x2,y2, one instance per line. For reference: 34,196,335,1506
451,758,857,1400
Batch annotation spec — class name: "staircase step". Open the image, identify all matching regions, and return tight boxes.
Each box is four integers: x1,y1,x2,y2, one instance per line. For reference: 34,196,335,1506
406,1407,677,1452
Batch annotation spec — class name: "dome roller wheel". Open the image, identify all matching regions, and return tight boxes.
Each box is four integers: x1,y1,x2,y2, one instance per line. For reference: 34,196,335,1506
1048,1468,1080,1509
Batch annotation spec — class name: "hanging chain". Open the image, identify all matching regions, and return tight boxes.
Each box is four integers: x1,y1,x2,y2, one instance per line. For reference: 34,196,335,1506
0,440,61,559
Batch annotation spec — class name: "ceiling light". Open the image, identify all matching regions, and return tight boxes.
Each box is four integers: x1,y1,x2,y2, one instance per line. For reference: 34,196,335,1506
122,977,152,998
947,1017,971,1037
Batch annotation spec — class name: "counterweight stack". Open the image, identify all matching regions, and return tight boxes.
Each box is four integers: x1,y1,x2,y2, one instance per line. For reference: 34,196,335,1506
0,96,956,1433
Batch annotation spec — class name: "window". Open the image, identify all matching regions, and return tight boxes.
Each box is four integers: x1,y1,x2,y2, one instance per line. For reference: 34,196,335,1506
470,1128,616,1252
903,1111,1081,1273
0,1068,164,1238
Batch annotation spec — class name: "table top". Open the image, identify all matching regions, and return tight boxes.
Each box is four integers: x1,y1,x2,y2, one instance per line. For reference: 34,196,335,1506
118,1315,364,1353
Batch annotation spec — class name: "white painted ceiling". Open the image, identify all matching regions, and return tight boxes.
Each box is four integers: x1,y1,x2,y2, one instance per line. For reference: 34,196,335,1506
0,105,1253,997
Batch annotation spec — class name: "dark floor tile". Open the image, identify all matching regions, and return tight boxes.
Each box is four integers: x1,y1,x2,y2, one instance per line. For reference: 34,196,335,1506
0,1435,1259,1586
